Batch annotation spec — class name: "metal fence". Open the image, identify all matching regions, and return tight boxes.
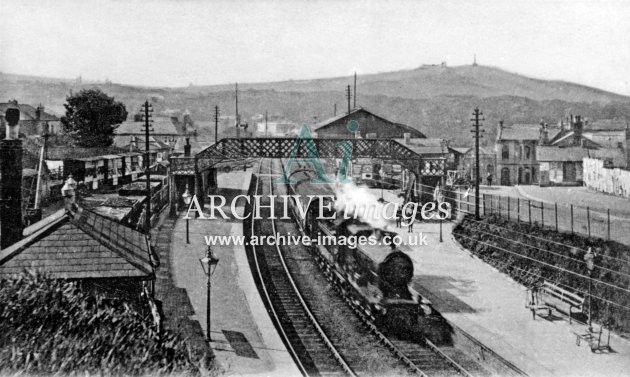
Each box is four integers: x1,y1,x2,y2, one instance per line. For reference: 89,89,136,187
456,191,628,245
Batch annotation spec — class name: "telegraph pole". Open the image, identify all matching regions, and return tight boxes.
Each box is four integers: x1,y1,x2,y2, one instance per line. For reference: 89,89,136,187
265,110,268,138
214,105,219,145
346,85,352,114
353,72,357,109
471,108,484,220
141,100,154,233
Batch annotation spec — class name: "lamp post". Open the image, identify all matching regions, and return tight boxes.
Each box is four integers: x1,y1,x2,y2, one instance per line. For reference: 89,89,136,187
584,247,595,332
200,246,220,341
435,184,444,242
182,184,192,244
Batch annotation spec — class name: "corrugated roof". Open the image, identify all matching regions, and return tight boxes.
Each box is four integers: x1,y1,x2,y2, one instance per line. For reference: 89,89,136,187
115,117,180,135
0,207,153,280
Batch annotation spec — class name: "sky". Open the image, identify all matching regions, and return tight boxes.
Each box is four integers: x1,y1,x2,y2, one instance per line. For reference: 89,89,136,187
1,0,630,95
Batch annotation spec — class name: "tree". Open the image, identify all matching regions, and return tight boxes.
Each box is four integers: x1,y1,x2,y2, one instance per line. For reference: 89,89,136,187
61,89,128,147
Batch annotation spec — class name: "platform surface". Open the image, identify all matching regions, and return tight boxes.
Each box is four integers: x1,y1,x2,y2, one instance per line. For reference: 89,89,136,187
170,169,300,377
374,188,630,377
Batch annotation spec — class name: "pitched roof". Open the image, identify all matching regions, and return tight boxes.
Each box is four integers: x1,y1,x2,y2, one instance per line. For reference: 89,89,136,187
393,138,448,155
0,207,154,280
537,146,626,165
0,103,59,122
498,124,541,140
315,107,426,138
588,119,629,130
44,145,128,160
115,117,181,136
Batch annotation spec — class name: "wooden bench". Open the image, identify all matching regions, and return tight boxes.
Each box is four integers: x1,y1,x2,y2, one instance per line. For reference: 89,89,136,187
526,281,585,323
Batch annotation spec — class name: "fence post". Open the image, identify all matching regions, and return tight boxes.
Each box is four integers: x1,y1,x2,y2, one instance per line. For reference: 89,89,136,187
528,200,532,225
507,196,510,221
498,195,502,217
541,201,544,227
587,206,591,238
570,204,574,235
555,203,558,232
608,209,611,241
517,197,520,223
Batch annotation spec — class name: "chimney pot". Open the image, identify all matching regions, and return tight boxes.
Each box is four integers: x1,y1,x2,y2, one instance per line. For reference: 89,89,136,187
403,133,411,144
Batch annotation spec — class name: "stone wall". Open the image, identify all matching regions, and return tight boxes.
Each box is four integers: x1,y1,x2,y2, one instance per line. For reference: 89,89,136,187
583,157,630,198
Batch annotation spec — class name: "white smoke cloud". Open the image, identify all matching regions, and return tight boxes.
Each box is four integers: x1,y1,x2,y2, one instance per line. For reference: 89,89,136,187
333,183,398,231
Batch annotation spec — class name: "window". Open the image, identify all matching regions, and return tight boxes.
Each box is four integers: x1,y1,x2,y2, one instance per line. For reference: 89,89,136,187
502,144,509,160
524,146,531,159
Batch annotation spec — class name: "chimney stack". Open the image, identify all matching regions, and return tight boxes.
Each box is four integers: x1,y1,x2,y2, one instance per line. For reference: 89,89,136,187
403,132,411,145
0,100,24,249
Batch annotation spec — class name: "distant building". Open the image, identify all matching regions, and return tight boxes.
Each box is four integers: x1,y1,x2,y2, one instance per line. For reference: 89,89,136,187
114,112,194,152
457,147,497,184
537,116,630,186
314,108,426,139
0,101,61,136
495,121,562,185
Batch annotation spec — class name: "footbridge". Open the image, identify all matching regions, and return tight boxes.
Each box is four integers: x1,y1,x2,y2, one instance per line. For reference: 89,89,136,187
169,137,446,210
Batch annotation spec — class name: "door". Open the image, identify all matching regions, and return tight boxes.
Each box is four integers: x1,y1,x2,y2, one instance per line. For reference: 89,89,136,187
501,167,510,186
563,162,576,183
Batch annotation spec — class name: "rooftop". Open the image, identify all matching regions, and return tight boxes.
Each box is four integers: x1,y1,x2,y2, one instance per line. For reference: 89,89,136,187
0,102,59,122
115,116,181,136
0,207,154,280
315,107,426,138
499,123,561,141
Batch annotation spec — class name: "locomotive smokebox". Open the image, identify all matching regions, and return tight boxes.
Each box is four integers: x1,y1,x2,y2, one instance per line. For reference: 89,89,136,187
378,251,414,299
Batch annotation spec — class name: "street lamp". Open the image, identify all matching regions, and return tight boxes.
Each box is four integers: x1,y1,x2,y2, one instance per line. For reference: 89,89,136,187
584,247,595,332
435,184,444,242
182,184,192,244
200,246,220,341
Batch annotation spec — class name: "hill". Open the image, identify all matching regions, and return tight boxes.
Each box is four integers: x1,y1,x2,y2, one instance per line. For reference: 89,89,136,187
180,64,630,104
2,65,630,146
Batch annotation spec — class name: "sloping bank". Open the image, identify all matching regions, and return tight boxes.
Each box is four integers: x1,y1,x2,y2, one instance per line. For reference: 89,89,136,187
453,214,630,334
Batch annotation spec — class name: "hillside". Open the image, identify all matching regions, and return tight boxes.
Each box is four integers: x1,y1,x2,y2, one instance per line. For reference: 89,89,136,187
180,65,630,104
2,65,630,146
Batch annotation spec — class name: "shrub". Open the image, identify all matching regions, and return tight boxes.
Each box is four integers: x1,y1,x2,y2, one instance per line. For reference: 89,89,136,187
0,271,201,375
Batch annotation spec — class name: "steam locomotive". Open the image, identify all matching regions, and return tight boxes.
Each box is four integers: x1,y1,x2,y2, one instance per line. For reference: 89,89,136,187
285,169,441,336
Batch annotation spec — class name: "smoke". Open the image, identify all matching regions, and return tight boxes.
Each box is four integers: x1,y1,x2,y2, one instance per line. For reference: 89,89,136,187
333,183,398,231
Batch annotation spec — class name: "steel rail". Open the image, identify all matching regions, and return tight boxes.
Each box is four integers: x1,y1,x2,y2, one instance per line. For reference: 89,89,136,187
250,159,309,377
266,158,358,377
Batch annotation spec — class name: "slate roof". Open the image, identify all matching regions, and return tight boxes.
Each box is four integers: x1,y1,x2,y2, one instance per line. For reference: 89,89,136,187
588,119,629,130
394,138,449,155
0,103,59,122
0,207,154,280
499,124,563,141
115,117,181,135
315,107,426,138
537,146,626,165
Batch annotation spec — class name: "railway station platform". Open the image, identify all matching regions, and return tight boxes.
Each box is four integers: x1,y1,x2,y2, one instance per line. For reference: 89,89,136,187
378,187,630,377
169,169,300,376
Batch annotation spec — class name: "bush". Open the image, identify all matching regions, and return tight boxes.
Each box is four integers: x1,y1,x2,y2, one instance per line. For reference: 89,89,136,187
0,271,201,375
454,215,630,334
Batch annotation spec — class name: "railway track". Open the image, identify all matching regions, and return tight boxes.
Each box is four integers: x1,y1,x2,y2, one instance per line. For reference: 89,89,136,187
249,158,357,376
248,158,488,376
